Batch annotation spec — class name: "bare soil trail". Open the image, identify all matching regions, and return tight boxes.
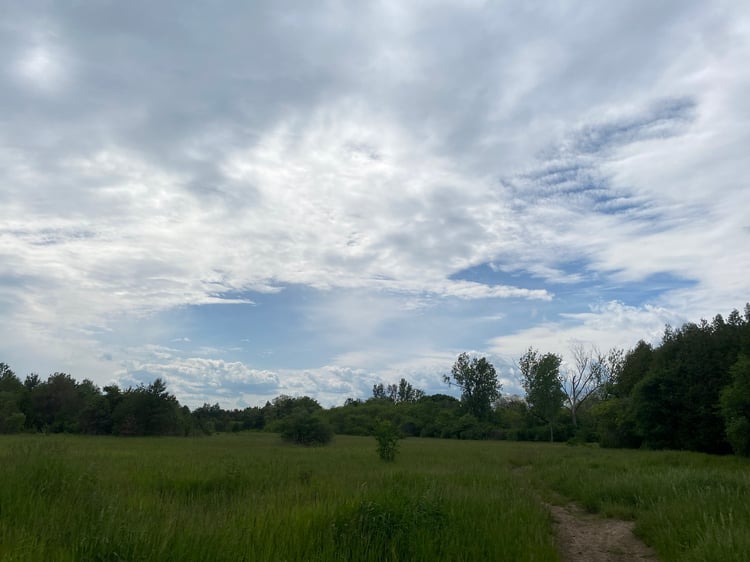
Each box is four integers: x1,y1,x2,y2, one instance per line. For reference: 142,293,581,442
547,502,659,562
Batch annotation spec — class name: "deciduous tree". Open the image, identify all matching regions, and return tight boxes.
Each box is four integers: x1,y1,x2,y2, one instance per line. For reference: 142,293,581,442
561,344,610,427
720,354,750,456
444,353,500,421
519,348,564,442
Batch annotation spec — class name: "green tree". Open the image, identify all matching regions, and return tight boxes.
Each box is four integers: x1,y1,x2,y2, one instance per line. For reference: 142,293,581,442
444,353,501,421
495,396,533,440
613,341,653,397
77,379,111,434
519,348,564,442
373,419,401,461
372,383,388,400
111,378,184,436
720,354,750,456
30,373,83,432
145,378,183,435
0,363,26,433
396,378,425,403
630,320,735,453
372,379,425,403
279,411,333,446
0,363,23,394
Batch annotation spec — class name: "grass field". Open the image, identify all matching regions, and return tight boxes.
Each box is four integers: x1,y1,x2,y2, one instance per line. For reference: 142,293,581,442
1,434,748,561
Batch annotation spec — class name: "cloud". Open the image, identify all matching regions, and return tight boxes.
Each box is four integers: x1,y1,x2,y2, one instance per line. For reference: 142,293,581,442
0,1,748,406
118,348,378,409
8,20,71,94
489,301,686,365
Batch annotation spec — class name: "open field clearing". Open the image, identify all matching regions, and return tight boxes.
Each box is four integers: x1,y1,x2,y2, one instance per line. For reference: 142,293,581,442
1,434,748,561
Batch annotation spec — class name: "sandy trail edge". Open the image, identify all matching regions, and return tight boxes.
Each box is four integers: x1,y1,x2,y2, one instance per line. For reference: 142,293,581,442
547,503,659,562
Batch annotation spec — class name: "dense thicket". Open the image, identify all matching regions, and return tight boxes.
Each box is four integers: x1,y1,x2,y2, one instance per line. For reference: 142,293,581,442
595,305,750,454
0,368,194,436
1,304,748,455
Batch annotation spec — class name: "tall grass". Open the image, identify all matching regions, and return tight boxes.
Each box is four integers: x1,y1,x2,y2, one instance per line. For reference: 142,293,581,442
2,435,748,561
0,434,557,561
506,443,750,562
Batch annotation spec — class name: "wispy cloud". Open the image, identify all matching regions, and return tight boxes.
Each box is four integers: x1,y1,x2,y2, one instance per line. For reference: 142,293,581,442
1,1,748,406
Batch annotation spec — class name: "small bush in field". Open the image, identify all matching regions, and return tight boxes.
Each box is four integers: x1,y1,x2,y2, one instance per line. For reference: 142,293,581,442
279,412,334,446
374,419,401,462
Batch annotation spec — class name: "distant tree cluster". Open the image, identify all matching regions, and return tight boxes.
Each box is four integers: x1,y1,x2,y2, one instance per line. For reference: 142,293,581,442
323,304,750,456
372,378,425,404
2,303,748,456
591,305,750,455
0,368,193,436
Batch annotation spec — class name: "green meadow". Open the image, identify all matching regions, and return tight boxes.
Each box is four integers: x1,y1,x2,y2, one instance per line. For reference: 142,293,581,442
1,434,748,561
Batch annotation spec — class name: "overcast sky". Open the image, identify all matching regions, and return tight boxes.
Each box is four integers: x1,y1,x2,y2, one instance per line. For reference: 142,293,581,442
1,1,748,408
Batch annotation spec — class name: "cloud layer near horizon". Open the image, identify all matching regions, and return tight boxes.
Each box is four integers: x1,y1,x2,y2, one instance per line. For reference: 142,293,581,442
1,1,748,407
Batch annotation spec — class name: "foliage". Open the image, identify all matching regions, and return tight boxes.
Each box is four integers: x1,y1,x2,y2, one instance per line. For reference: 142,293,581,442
628,317,741,453
443,353,501,421
560,344,616,427
372,378,425,403
30,373,84,432
373,419,401,461
0,302,748,456
582,305,750,453
111,378,185,436
721,354,750,456
265,394,322,422
0,363,25,434
279,411,334,446
519,348,564,442
613,340,653,397
0,366,193,437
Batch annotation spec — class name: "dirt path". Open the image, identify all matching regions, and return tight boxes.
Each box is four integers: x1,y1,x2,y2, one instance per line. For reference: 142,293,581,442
547,503,659,562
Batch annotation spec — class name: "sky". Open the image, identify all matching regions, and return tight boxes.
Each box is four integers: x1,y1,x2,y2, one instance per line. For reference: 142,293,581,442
1,1,749,409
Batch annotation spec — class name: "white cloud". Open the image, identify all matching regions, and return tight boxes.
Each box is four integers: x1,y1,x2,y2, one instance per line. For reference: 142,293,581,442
489,301,686,365
0,1,748,406
11,29,70,93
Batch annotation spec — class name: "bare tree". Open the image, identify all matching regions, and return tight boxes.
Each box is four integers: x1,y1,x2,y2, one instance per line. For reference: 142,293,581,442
562,344,608,427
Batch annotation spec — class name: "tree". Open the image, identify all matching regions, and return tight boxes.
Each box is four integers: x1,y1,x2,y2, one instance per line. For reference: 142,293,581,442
372,378,424,404
443,353,501,421
628,321,735,453
265,395,322,422
371,379,425,403
0,364,26,433
397,378,425,403
77,379,111,434
373,419,401,461
30,373,83,432
519,348,564,442
720,354,750,456
372,383,387,400
0,363,23,394
561,344,609,427
279,412,333,446
613,341,653,397
111,378,184,436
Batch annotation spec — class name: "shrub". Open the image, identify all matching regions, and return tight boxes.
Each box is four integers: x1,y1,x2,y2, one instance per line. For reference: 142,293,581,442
279,412,333,446
332,491,446,559
374,419,401,462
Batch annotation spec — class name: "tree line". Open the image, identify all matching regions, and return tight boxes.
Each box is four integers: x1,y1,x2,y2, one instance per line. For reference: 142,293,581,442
1,303,748,455
0,371,193,436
